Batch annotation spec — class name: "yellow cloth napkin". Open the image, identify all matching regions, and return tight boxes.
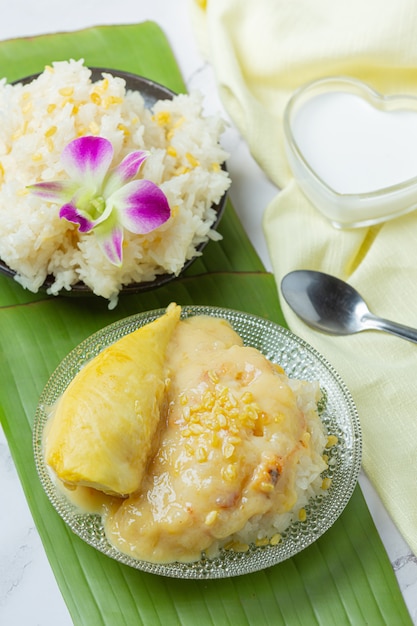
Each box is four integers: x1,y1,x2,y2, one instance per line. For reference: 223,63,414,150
191,0,417,555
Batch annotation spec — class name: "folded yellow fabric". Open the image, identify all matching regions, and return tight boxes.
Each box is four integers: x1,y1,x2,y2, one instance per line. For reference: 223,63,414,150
191,0,417,555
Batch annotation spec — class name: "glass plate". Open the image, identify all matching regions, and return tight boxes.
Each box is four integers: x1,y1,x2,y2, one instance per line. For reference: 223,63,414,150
33,306,362,579
0,69,227,295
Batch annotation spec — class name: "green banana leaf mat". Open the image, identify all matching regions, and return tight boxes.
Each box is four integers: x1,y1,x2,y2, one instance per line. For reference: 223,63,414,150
0,22,412,626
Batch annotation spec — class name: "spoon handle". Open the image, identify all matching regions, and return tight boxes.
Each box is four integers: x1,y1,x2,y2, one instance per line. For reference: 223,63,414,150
363,314,417,344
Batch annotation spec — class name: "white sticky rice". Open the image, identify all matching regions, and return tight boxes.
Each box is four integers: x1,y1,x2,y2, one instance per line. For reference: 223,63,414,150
0,59,231,308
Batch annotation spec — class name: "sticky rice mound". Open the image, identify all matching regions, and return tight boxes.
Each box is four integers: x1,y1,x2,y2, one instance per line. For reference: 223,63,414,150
0,59,230,308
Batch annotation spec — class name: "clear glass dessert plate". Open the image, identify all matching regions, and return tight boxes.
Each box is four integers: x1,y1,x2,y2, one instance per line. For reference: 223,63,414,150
33,306,362,579
284,76,417,228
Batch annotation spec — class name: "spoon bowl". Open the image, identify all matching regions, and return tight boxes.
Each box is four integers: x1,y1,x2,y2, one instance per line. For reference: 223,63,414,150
281,270,417,344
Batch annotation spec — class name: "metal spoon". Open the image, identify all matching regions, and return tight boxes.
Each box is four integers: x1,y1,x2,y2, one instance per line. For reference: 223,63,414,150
281,269,417,344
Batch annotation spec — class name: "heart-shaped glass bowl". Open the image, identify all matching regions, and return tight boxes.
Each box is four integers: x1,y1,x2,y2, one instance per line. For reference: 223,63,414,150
0,68,228,295
284,76,417,228
33,306,362,579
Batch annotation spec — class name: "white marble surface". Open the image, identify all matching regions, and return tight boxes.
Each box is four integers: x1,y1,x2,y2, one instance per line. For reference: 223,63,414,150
0,1,416,624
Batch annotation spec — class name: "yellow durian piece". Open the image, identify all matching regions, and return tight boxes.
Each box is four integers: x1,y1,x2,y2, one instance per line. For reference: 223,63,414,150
45,303,181,496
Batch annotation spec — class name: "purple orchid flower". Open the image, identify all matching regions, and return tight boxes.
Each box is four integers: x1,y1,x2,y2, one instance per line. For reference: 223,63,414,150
28,136,171,266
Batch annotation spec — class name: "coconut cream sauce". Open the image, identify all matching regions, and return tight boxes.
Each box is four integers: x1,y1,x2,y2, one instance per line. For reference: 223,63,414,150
62,315,322,564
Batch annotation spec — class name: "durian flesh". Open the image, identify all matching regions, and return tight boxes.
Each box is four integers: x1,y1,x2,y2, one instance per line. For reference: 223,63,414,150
44,303,181,496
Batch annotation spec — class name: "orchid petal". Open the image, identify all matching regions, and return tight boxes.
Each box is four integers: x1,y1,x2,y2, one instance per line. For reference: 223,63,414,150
27,180,78,202
111,180,171,234
103,151,149,198
114,150,149,183
59,203,95,233
94,218,124,266
61,136,113,187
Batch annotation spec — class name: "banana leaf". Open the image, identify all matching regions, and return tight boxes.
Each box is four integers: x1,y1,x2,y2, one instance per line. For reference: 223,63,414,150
0,22,412,626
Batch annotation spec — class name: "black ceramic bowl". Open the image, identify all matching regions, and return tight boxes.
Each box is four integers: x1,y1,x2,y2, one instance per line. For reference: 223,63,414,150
0,68,228,295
